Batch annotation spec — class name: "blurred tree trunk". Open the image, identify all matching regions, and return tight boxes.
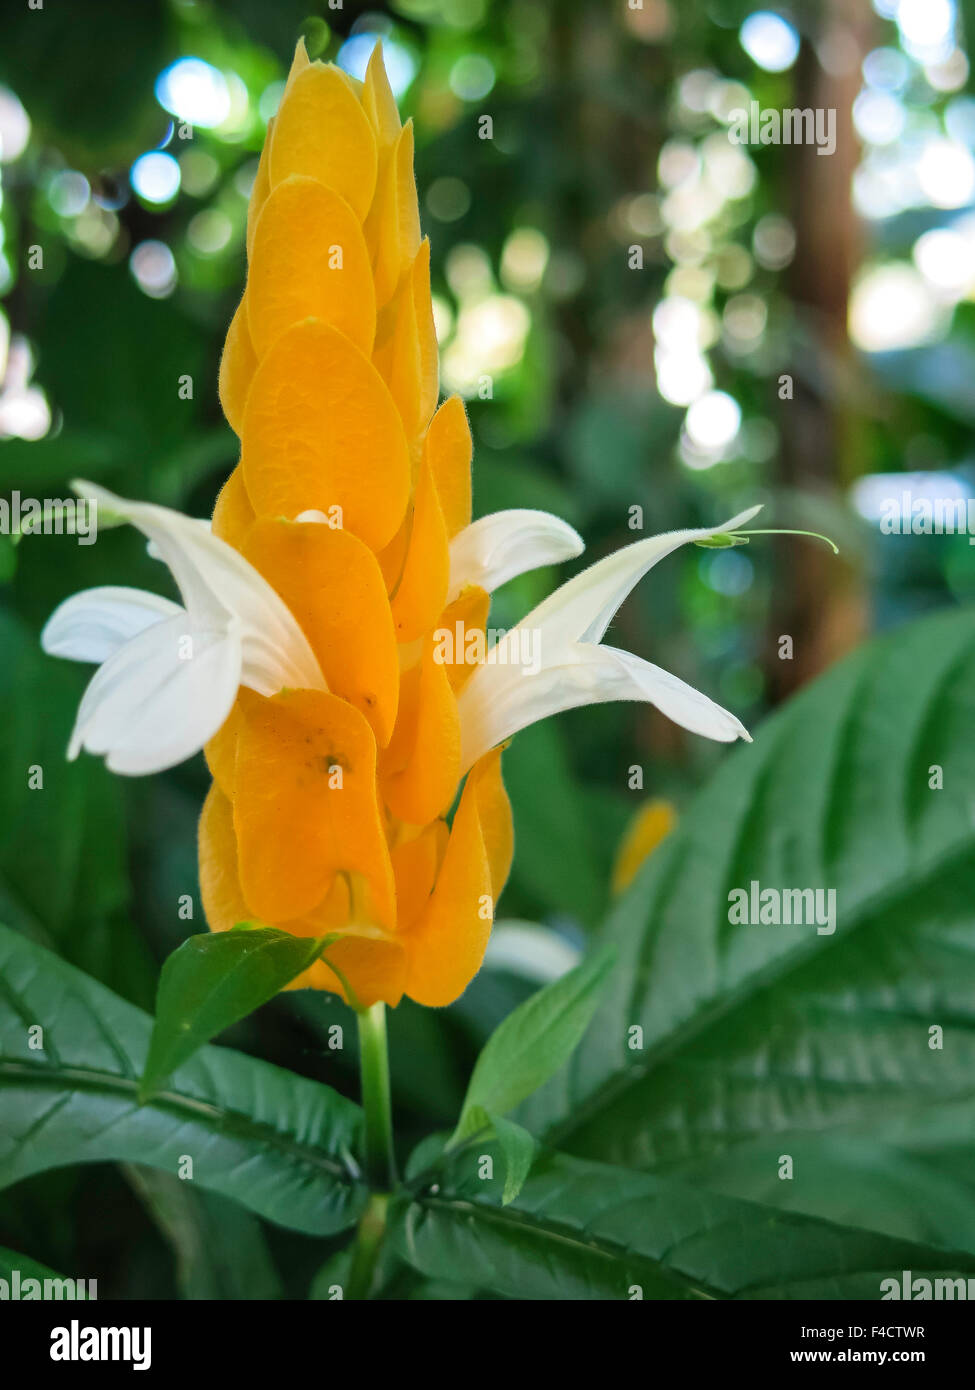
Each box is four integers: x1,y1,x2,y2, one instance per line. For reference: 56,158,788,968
767,0,875,699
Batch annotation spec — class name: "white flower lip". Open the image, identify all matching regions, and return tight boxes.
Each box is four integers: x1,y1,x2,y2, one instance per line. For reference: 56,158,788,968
447,508,585,604
457,505,761,772
41,480,325,776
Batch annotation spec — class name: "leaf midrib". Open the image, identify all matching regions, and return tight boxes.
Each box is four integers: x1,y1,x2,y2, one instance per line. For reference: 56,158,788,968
0,1056,358,1183
545,834,975,1149
404,1191,718,1300
404,1189,951,1301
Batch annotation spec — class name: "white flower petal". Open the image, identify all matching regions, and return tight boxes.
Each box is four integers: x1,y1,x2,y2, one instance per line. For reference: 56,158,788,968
69,614,242,776
71,480,324,694
483,921,582,983
457,508,760,769
41,586,180,664
591,645,751,742
447,509,584,604
146,517,210,560
459,641,749,769
497,504,763,659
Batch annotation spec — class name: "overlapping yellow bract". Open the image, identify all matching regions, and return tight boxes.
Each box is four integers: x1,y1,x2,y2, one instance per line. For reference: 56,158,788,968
201,41,512,1009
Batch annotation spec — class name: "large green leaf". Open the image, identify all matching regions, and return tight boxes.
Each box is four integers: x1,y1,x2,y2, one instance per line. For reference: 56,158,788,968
516,609,975,1249
0,927,367,1236
391,1148,975,1300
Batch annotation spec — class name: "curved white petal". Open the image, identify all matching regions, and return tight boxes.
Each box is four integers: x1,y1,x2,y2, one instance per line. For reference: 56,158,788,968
459,641,749,770
146,516,210,560
447,509,584,604
71,480,324,693
69,614,242,776
496,504,763,660
41,586,180,664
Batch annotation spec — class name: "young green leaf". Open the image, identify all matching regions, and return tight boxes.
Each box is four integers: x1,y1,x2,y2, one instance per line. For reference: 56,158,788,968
459,1105,538,1204
451,944,616,1144
490,1113,539,1205
140,927,336,1100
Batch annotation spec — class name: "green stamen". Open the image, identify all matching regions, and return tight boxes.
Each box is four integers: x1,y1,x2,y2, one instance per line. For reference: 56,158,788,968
694,527,839,555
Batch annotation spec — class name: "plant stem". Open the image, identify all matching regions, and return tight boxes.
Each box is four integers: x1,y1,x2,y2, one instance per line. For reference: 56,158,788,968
356,1001,396,1190
348,1005,395,1300
345,1192,389,1301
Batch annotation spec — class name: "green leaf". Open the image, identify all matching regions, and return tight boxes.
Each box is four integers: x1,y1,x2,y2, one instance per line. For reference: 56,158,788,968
454,1108,538,1205
502,721,606,924
514,608,975,1252
0,927,366,1236
140,927,336,1101
452,945,616,1143
308,1248,355,1301
490,1113,539,1205
392,1148,975,1300
0,614,154,1007
124,1165,283,1300
0,1245,84,1292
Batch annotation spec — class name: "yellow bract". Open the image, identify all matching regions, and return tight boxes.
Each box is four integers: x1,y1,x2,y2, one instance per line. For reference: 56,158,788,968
611,799,677,894
200,40,512,1009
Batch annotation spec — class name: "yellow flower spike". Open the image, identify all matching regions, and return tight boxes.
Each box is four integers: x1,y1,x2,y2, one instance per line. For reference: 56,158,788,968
424,395,473,539
269,62,378,221
247,176,377,358
233,688,397,929
241,318,410,551
611,798,677,895
403,753,501,1008
43,44,760,1022
217,296,257,437
241,517,400,745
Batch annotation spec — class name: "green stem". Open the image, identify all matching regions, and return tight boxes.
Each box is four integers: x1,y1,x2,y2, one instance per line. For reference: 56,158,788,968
345,1192,389,1301
347,1005,395,1300
356,1002,396,1189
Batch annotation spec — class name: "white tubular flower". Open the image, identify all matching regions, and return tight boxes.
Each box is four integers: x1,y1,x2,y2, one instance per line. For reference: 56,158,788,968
457,505,762,772
41,481,325,776
447,509,584,603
